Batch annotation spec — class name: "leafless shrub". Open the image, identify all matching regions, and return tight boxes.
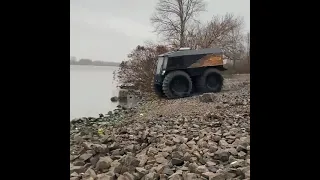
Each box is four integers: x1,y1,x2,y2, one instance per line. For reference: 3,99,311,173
116,44,170,95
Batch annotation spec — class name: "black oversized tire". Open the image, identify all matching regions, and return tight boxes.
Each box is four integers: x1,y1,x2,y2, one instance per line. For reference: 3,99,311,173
154,84,164,98
196,68,223,93
162,71,192,99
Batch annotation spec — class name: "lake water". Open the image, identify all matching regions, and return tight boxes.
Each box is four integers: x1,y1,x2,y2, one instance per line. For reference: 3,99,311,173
70,65,120,120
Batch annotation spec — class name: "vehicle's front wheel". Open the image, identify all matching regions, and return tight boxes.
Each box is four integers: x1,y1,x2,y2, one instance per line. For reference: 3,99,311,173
162,70,192,99
196,68,223,93
154,84,164,98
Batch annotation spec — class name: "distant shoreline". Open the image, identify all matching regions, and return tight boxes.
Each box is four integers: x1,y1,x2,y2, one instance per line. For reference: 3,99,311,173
70,64,119,67
70,59,120,67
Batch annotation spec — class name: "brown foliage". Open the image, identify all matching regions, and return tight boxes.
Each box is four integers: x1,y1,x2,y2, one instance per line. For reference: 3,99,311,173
116,44,170,94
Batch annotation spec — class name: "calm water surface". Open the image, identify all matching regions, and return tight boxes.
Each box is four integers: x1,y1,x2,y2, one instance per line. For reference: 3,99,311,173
70,65,119,120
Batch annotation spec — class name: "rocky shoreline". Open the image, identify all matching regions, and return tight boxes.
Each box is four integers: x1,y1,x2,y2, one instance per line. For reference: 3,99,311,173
70,74,250,180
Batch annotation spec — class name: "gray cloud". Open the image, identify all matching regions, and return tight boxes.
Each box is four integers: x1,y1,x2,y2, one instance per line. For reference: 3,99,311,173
70,0,249,62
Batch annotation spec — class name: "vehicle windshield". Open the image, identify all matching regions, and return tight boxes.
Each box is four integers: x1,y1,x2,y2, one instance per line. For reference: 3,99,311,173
156,57,164,74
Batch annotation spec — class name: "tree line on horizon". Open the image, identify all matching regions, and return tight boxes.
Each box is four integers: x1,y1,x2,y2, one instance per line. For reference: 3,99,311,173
70,58,120,66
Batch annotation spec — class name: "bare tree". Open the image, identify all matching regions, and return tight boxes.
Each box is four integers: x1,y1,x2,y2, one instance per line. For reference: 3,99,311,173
150,0,206,47
184,13,245,60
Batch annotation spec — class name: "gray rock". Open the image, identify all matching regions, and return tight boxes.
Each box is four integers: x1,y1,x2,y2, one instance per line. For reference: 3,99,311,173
136,167,148,175
183,173,197,180
120,155,140,167
90,155,100,167
96,156,113,172
70,166,85,174
70,172,79,177
201,172,216,179
163,166,174,176
83,168,97,179
238,151,246,159
214,149,230,162
236,144,246,152
79,153,93,162
171,158,184,166
188,163,198,173
209,145,218,153
219,140,229,148
196,165,209,174
168,173,183,180
73,160,85,166
96,173,114,180
123,172,135,180
156,156,168,164
144,172,158,180
230,159,246,168
207,166,218,173
199,93,215,102
172,151,184,159
228,148,238,156
208,173,226,180
117,175,127,180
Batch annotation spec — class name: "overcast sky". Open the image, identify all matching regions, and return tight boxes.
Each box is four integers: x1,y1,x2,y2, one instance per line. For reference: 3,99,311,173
70,0,250,62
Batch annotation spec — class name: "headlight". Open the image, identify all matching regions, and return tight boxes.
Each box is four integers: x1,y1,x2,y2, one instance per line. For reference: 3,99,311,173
161,70,166,75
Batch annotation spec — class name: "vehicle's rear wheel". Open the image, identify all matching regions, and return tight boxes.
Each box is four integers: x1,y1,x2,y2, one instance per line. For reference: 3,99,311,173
162,71,192,99
196,68,223,93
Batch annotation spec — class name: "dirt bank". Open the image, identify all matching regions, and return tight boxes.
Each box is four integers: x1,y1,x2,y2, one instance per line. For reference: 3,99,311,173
70,74,250,180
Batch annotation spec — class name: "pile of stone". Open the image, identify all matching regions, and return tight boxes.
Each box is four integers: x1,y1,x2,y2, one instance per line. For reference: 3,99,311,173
70,75,250,180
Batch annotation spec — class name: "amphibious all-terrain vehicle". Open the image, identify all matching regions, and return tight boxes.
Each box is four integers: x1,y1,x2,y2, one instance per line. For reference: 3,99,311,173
154,47,226,99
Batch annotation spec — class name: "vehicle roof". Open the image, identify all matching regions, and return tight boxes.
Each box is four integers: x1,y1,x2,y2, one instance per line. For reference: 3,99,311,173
158,48,223,58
